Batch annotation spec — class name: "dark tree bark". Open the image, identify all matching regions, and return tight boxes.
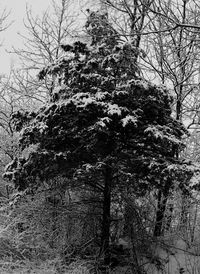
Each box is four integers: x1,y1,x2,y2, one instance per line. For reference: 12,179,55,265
101,163,112,266
165,203,173,233
154,182,171,237
180,192,189,234
154,189,164,237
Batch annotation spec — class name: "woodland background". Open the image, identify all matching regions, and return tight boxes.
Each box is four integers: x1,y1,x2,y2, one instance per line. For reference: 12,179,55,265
0,0,200,273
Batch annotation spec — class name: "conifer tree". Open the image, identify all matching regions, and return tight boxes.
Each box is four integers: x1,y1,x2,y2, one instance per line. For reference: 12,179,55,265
4,11,195,267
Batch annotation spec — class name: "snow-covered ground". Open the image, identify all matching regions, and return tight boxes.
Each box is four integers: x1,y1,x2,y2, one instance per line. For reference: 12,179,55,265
144,238,200,274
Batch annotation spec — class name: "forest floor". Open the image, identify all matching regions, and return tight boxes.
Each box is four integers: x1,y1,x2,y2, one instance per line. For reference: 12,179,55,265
143,236,200,274
0,238,200,273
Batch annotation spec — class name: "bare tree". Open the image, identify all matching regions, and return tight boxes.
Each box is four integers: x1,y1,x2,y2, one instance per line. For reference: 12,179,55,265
15,0,77,67
10,0,79,99
99,0,154,63
140,0,200,236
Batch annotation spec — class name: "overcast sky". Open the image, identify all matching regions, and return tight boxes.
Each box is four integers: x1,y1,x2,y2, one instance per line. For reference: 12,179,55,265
0,0,98,75
0,0,51,74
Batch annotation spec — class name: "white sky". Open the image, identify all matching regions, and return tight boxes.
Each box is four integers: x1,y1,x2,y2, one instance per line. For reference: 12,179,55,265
0,0,52,74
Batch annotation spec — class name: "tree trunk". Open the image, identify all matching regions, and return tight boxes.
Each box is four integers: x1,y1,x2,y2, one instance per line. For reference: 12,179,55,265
129,222,143,274
165,203,173,233
180,192,189,235
101,164,112,266
191,203,198,243
154,184,170,237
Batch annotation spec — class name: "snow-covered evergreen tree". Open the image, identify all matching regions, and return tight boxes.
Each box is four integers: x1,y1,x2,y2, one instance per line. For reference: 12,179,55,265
4,11,196,266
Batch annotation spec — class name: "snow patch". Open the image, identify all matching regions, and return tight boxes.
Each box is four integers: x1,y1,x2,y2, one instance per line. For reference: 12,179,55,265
96,117,111,128
107,103,122,116
95,91,109,100
37,122,48,134
144,126,163,139
121,115,137,127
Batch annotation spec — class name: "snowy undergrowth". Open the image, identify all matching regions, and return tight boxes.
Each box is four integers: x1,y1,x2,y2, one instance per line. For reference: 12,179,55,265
144,237,200,274
0,259,92,274
0,260,61,274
